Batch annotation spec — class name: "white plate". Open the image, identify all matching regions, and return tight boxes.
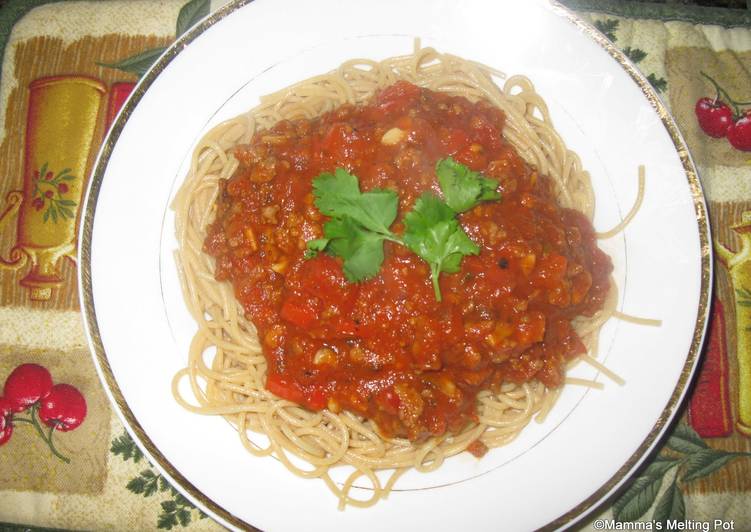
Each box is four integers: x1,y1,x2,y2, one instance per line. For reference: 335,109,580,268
79,0,711,530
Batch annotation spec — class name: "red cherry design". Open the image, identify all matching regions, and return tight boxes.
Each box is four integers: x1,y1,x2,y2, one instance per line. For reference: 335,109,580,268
698,72,751,151
4,363,53,413
695,97,733,138
32,198,45,210
0,397,12,445
45,171,53,180
0,423,11,445
44,190,53,198
727,113,751,152
58,183,68,194
39,384,87,432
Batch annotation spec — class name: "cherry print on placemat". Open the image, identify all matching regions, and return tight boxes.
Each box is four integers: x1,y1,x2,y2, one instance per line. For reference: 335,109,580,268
696,72,751,151
0,363,87,462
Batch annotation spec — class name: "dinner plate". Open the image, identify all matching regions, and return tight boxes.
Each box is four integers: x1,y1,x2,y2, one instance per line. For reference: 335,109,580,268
79,0,711,530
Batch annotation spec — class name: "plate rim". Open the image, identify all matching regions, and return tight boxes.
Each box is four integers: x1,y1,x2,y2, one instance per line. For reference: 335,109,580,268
77,1,712,530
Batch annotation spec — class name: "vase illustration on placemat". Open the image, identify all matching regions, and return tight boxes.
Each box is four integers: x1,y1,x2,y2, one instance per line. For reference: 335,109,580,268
0,76,105,301
716,211,751,437
104,82,135,131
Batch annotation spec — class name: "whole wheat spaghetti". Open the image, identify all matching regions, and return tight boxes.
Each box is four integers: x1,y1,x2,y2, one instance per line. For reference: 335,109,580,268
171,46,635,508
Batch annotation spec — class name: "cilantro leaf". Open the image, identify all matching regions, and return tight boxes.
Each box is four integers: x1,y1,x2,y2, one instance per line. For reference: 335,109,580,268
312,168,398,234
323,216,389,282
306,162,495,300
304,238,329,259
306,169,400,279
436,157,500,213
403,193,480,301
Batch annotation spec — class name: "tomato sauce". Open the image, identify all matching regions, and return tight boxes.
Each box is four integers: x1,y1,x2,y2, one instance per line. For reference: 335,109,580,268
204,82,612,441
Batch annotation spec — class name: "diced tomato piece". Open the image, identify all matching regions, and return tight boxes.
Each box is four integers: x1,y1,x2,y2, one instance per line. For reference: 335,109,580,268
266,373,327,410
280,300,318,328
467,439,489,458
306,387,327,410
266,372,305,404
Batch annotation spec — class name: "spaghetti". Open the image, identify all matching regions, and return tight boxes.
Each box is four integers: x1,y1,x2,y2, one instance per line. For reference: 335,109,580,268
172,46,629,508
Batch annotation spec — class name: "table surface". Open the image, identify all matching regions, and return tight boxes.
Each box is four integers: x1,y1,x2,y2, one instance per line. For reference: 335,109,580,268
0,1,750,530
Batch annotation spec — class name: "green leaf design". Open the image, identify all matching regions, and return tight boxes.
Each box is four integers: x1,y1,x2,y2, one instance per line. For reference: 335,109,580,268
58,200,77,207
61,174,76,181
98,47,168,77
157,492,197,530
161,500,177,513
43,209,49,223
157,510,179,530
50,208,58,223
177,508,191,527
653,477,686,523
682,449,747,482
111,431,144,463
594,19,619,41
647,73,668,93
126,469,160,497
612,457,679,521
39,162,48,180
623,47,647,64
665,423,708,454
176,0,210,37
113,430,202,529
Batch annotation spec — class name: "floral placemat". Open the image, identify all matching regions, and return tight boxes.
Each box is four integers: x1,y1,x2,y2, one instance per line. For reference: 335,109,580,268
0,1,749,530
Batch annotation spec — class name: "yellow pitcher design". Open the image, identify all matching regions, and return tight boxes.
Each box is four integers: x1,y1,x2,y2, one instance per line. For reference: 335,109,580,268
716,211,751,437
0,76,105,300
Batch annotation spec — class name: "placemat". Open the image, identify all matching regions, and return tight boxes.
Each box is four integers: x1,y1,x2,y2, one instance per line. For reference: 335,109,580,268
0,1,749,530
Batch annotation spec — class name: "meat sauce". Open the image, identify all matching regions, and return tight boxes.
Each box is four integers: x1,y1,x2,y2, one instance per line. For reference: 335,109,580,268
204,81,612,441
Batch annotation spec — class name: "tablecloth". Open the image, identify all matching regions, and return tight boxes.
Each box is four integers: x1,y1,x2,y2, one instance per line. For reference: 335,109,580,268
0,0,749,530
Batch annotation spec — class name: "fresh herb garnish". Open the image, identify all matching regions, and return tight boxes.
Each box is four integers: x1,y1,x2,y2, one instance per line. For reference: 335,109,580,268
305,158,500,301
312,168,399,234
403,193,480,300
304,168,401,281
436,157,501,212
321,215,393,282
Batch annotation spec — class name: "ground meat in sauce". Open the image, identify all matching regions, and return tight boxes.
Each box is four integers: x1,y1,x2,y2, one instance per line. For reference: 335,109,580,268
203,81,613,441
